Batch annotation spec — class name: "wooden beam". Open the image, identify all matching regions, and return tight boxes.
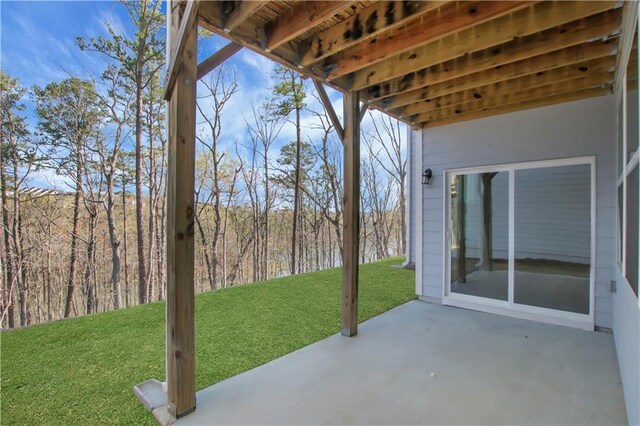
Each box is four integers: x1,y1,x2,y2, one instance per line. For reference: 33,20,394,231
376,40,618,112
396,56,615,116
347,1,619,91
614,0,639,92
313,80,344,142
401,71,613,117
418,86,611,127
363,10,621,102
222,0,268,32
265,1,356,52
166,0,197,418
299,0,448,67
412,73,613,122
359,102,368,123
342,90,360,337
197,42,242,80
325,0,534,80
164,0,200,101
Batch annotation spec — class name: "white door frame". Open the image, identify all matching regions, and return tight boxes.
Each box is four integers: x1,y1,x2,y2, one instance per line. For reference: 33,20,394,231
442,156,597,330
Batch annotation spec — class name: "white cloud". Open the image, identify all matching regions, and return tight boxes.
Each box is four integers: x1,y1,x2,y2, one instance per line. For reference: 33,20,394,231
27,168,75,192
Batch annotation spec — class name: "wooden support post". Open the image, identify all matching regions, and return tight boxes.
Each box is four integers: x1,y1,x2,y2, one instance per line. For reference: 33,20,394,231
480,172,497,271
166,0,197,418
342,91,360,337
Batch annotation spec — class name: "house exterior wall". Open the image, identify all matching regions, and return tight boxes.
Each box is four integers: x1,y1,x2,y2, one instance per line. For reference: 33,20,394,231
419,95,616,328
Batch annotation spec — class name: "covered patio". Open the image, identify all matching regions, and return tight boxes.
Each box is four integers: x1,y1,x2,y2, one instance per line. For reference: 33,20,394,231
135,0,638,423
159,301,627,425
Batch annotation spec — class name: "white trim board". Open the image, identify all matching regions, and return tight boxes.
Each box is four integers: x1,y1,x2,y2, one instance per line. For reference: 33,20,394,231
415,129,423,296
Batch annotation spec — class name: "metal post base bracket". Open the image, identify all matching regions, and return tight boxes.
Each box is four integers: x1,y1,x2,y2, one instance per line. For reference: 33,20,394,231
341,327,357,337
134,379,195,425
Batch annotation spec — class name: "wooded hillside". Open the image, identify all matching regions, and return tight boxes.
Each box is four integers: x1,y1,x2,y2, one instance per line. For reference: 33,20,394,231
0,1,407,329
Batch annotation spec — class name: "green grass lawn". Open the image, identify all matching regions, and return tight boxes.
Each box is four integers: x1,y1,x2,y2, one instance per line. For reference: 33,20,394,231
1,257,414,425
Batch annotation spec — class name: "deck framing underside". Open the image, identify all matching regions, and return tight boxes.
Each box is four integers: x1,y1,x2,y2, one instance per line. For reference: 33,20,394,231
196,0,633,128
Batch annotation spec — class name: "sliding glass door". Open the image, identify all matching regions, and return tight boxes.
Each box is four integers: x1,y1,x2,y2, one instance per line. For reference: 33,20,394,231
445,158,594,326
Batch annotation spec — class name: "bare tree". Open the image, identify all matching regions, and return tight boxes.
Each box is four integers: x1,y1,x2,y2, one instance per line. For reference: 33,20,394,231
35,78,101,318
269,66,306,275
94,65,133,310
195,69,238,290
78,0,166,304
246,103,284,280
364,113,407,253
362,139,395,260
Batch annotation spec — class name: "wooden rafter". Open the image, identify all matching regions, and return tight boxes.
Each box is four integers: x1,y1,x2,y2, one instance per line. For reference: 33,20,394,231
199,2,309,77
163,0,200,101
196,0,625,132
399,69,614,117
197,2,360,115
363,10,621,102
417,86,611,127
347,1,619,91
410,72,613,121
392,54,616,115
299,0,448,68
222,1,269,32
265,1,357,52
197,42,242,80
324,0,534,80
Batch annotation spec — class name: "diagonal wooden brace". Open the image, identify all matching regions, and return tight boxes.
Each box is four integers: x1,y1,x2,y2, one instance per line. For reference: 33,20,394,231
163,0,200,101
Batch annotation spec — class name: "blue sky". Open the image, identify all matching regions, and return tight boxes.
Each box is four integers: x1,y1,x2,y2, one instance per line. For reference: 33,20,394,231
0,0,405,190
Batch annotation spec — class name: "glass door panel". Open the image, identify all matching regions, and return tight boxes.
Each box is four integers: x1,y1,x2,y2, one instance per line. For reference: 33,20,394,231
449,171,509,300
513,164,591,314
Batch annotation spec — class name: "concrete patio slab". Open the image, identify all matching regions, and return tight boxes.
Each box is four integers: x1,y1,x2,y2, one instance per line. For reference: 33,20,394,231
160,300,627,425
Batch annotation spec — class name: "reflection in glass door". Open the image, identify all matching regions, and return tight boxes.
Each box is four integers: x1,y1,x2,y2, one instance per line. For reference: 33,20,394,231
450,171,509,301
447,159,593,321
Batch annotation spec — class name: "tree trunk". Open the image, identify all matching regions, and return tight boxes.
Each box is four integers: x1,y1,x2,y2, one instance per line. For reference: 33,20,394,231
291,91,301,275
147,118,156,302
106,173,122,309
64,149,83,318
195,214,214,288
399,173,406,254
16,200,29,325
135,82,148,304
46,222,52,321
252,202,259,283
0,143,15,328
84,210,98,314
122,183,130,308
